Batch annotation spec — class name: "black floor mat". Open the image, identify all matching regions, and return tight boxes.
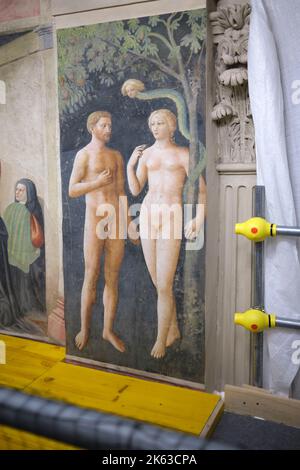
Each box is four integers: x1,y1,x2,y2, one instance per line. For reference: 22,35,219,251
212,412,300,450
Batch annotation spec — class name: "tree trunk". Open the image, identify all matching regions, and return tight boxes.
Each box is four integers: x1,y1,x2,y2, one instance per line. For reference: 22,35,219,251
185,100,199,205
181,98,205,378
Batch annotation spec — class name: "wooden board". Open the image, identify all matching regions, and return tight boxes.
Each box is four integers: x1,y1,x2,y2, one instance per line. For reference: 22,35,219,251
0,335,69,449
0,335,223,448
66,355,205,391
54,0,206,29
0,425,77,450
225,385,300,428
200,398,224,438
27,361,222,436
51,0,152,16
0,334,65,390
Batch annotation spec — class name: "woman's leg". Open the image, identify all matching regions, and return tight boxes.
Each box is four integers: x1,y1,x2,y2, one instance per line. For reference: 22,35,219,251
151,236,181,358
140,235,179,348
140,203,157,286
166,295,181,347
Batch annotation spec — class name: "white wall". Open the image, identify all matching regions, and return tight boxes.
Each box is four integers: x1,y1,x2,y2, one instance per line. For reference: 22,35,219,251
0,27,63,313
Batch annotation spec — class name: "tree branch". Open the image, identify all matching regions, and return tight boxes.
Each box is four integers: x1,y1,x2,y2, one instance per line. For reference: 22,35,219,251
126,49,182,82
186,49,194,68
96,36,181,82
194,40,206,87
166,13,192,102
109,57,140,75
167,12,178,24
174,12,185,24
148,32,172,51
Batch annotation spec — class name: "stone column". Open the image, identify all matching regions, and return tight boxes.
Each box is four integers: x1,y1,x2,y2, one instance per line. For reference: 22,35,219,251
206,0,255,390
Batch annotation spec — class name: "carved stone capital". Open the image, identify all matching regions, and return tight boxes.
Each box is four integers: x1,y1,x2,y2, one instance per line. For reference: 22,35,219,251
210,3,255,165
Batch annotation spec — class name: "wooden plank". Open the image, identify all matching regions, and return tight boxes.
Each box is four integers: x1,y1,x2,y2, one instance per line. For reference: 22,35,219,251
0,425,77,450
0,334,65,390
225,385,300,428
51,0,151,16
54,0,206,29
242,384,272,394
0,334,65,361
26,361,221,435
67,354,205,390
0,335,222,442
199,399,224,438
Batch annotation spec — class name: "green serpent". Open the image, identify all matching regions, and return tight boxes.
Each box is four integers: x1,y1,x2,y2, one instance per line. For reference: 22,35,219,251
121,80,206,188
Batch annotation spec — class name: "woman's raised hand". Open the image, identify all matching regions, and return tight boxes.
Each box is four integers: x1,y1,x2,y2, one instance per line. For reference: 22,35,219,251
128,145,147,167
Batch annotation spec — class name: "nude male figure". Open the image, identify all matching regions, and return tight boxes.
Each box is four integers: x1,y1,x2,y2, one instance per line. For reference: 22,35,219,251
69,111,127,352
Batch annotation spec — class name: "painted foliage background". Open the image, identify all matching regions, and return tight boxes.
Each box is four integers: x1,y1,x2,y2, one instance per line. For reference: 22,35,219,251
57,8,206,383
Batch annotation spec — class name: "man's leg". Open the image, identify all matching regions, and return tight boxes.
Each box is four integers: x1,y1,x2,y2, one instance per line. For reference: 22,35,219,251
75,215,104,350
102,238,125,352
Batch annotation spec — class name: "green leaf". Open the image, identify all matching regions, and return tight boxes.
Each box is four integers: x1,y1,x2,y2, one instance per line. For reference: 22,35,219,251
135,25,151,42
143,42,159,57
123,35,138,50
128,18,139,32
180,34,201,53
105,77,114,86
170,18,181,31
148,16,159,27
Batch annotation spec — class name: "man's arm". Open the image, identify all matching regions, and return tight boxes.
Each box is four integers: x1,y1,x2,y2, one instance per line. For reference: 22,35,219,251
69,150,112,198
116,151,126,196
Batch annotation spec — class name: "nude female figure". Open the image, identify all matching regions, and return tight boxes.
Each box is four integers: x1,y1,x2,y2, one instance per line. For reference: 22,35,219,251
127,109,206,359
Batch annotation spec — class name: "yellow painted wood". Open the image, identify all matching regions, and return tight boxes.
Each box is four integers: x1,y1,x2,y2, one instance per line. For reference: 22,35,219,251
0,334,65,360
0,425,78,450
0,334,65,390
27,361,222,435
0,335,223,449
200,399,224,438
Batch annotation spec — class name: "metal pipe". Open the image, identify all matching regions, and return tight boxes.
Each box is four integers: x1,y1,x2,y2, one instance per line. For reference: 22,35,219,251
276,226,300,237
251,186,265,388
276,317,300,329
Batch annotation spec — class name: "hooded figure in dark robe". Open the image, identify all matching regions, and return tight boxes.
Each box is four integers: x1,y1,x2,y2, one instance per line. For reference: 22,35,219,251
0,217,22,326
2,179,46,316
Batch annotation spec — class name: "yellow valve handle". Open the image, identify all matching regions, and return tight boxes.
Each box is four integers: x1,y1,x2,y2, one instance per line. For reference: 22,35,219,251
235,217,276,242
234,308,276,333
